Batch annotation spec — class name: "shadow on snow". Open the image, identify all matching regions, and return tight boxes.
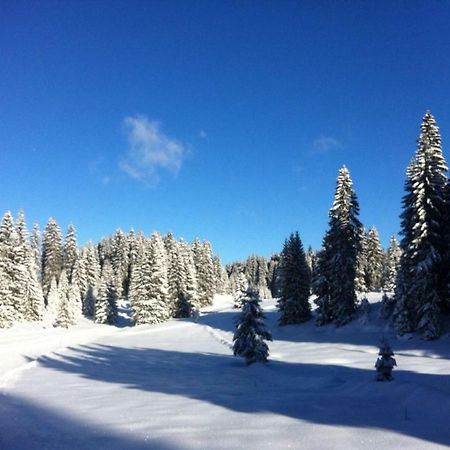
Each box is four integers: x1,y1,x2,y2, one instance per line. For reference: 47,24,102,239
34,343,450,447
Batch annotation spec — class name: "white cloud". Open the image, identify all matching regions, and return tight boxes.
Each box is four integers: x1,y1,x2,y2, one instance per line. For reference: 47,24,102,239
120,115,185,185
312,135,341,154
199,129,208,139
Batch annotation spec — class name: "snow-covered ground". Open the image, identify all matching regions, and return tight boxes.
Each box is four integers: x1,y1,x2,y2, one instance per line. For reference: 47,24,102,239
1,294,449,449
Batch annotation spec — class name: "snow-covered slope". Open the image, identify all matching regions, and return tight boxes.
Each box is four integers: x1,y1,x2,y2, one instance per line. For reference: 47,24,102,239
1,295,449,449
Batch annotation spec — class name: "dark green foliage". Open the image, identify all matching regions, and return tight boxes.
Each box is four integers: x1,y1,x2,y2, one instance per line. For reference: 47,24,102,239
313,166,363,326
278,232,311,324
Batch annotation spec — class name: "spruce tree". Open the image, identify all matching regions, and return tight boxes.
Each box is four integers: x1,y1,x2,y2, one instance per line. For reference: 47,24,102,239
131,233,170,325
381,235,401,292
95,259,118,324
364,226,384,291
42,218,63,298
82,242,101,316
192,239,216,307
278,232,311,324
394,112,448,339
233,289,272,365
63,224,78,283
233,271,248,308
314,166,363,326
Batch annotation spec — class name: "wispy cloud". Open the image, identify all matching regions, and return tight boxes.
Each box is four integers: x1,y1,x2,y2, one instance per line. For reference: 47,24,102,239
120,115,185,186
312,135,341,154
199,129,208,139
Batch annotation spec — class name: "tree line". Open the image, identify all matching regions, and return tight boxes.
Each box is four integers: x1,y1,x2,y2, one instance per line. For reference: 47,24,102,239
0,216,228,328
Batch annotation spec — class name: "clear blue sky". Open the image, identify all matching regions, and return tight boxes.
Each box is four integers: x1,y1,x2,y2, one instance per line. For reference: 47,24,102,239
1,1,450,263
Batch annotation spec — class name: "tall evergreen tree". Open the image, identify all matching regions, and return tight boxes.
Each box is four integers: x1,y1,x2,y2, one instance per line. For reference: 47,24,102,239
131,233,170,325
63,224,79,283
278,232,311,324
381,235,402,292
313,166,363,326
394,112,448,339
42,218,63,298
192,239,216,307
95,259,118,324
364,226,384,291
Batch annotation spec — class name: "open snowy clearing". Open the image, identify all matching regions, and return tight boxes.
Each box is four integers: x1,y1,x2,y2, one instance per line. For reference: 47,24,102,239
1,294,449,449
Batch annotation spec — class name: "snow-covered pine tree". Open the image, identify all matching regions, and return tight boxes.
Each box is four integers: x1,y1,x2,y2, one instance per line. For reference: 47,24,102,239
278,232,311,324
82,242,101,316
111,229,130,301
55,270,76,328
354,229,368,293
394,112,448,339
213,255,228,295
314,166,363,326
233,271,248,308
63,224,78,283
44,276,59,326
0,211,26,322
381,235,401,292
16,210,44,321
72,251,88,302
0,215,16,327
131,233,170,325
233,288,272,365
95,259,118,324
364,226,384,292
164,232,180,316
30,223,42,281
192,239,216,307
393,160,419,334
178,239,199,316
42,218,63,298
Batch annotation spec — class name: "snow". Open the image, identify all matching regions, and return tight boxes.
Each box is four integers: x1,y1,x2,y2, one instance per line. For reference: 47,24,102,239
1,294,449,449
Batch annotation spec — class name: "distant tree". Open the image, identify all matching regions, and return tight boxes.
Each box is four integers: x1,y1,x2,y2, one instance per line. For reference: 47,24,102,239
63,224,78,283
131,233,170,325
314,166,363,326
381,235,401,292
82,242,101,316
192,239,216,307
95,259,118,324
42,218,63,298
233,289,272,365
278,232,311,325
364,226,384,291
233,271,248,309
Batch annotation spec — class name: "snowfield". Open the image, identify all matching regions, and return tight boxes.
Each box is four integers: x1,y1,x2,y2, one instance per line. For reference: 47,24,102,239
1,294,449,449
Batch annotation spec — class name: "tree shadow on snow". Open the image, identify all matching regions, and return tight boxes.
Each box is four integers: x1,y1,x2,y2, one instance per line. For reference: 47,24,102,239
0,391,179,450
35,344,450,447
198,307,450,360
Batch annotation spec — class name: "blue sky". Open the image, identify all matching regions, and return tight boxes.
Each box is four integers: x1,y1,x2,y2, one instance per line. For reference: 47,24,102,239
1,1,450,263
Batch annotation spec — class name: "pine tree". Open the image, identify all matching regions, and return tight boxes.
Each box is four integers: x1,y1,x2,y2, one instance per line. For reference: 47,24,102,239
375,341,397,381
192,239,216,307
44,276,59,326
0,212,26,322
111,229,130,301
394,112,448,339
278,232,311,324
213,255,228,295
30,223,42,281
381,235,401,292
82,242,101,316
131,233,170,325
364,226,384,291
63,224,78,283
95,259,118,324
314,166,363,326
178,239,199,315
233,289,272,365
233,271,248,308
42,218,63,298
355,230,368,293
55,270,76,328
